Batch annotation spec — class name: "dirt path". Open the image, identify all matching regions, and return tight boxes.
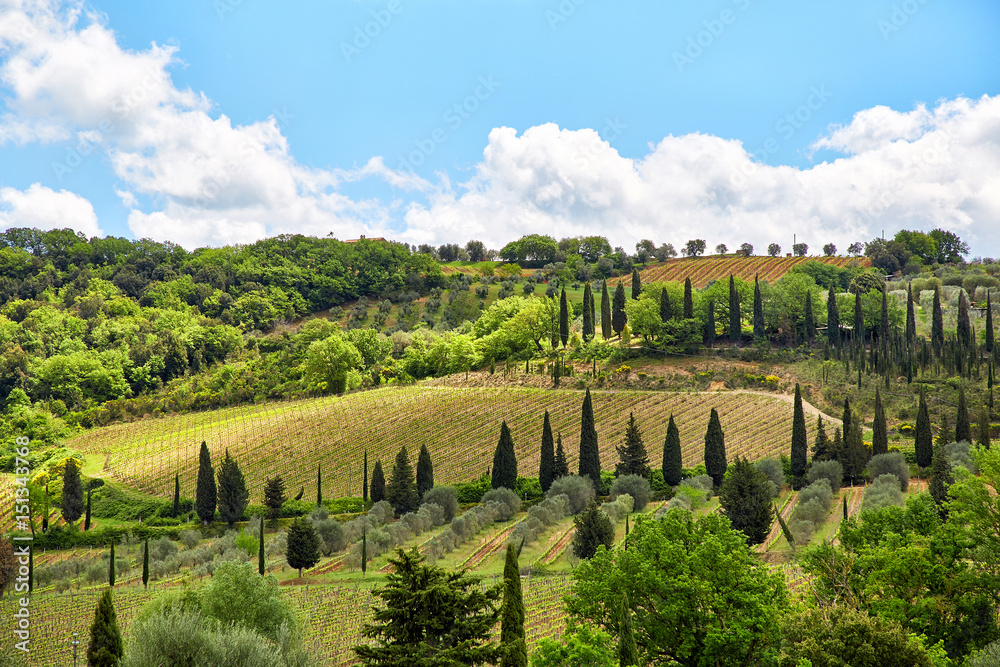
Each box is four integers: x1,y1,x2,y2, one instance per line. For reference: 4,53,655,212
460,523,519,570
757,491,798,553
538,524,576,566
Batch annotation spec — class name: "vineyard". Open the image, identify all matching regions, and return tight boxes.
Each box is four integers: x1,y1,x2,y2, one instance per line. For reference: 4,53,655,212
623,255,870,288
63,386,817,504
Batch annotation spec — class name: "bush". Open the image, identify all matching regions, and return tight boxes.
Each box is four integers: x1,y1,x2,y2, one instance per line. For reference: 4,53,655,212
861,475,905,513
600,494,634,524
755,458,784,497
680,475,713,499
422,486,459,522
547,475,595,515
179,529,201,549
946,441,975,472
807,460,843,492
481,487,521,521
609,474,651,512
968,640,1000,667
789,479,835,542
865,453,909,491
455,475,492,504
149,535,179,561
309,506,346,556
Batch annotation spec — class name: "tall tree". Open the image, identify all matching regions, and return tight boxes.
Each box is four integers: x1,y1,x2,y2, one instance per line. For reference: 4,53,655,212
500,543,527,667
938,412,952,447
841,397,853,438
589,281,596,336
583,282,594,340
316,463,323,506
929,439,952,515
579,389,602,492
986,292,995,354
539,411,556,492
142,538,149,589
872,388,888,456
827,282,841,347
915,390,933,468
704,408,727,488
932,288,944,354
906,283,916,345
416,444,435,498
601,281,612,340
719,457,774,545
263,476,286,523
753,274,765,340
956,385,971,444
845,414,869,484
659,286,672,323
386,446,420,516
615,412,650,478
790,384,807,481
84,488,92,531
559,288,570,348
957,290,972,349
554,434,569,479
631,268,641,300
258,515,265,575
683,277,694,319
172,473,180,517
854,291,864,344
286,516,321,579
61,458,83,524
728,275,741,344
612,284,627,336
662,414,682,487
363,450,369,503
812,415,831,462
492,421,518,491
704,299,716,347
42,484,48,532
217,449,249,527
370,460,386,504
978,403,991,450
87,588,123,667
804,291,815,342
618,592,639,667
195,441,216,526
362,528,368,576
572,501,614,560
108,541,115,587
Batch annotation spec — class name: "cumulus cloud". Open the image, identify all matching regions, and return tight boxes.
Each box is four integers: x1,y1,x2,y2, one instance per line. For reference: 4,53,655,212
0,182,101,236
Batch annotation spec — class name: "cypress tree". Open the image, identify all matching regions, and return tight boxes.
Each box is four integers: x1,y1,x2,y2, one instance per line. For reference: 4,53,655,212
986,292,995,354
42,484,48,533
929,439,952,515
386,446,420,516
618,591,639,667
601,281,612,339
263,476,286,523
662,414,682,487
704,299,716,347
939,412,952,446
612,283,627,336
416,444,434,498
589,281,596,334
728,275,741,344
660,286,672,323
363,450,369,503
361,527,367,576
539,411,555,492
776,506,795,551
843,493,848,520
753,274,764,340
84,488,92,531
906,283,916,345
317,464,322,506
61,458,83,524
854,291,864,344
571,501,614,559
217,449,249,527
830,428,845,466
841,397,853,439
932,288,944,354
499,543,527,667
559,288,569,347
915,390,933,468
195,441,216,526
958,290,972,349
956,385,971,443
554,433,569,479
683,277,694,319
804,291,815,342
583,282,594,340
258,515,265,575
631,268,641,300
811,415,831,462
704,407,727,488
578,389,602,492
845,415,868,485
142,538,149,589
286,516,321,578
370,460,386,503
87,588,123,667
872,388,888,456
615,412,650,478
492,421,518,491
108,542,115,587
827,282,840,347
790,384,807,481
978,403,991,450
879,287,889,344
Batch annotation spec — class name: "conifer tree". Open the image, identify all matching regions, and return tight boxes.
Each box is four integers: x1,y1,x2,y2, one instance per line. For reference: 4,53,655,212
753,274,764,340
386,446,420,516
958,290,972,349
539,411,556,493
108,542,115,587
258,516,265,575
932,288,944,354
719,457,774,545
729,275,741,344
317,464,322,506
704,299,716,347
42,484,48,533
986,292,995,354
589,282,596,334
854,291,864,344
631,268,641,300
872,387,888,456
845,415,869,485
811,415,831,462
915,390,933,468
492,421,518,491
264,476,286,523
830,428,844,465
612,283,627,336
618,591,639,667
906,283,916,345
601,281,612,339
195,441,216,526
370,460,386,504
61,458,83,524
978,404,991,450
804,291,815,342
956,385,971,443
286,516,321,579
84,488,92,531
571,501,614,559
683,277,694,319
217,449,249,527
879,287,889,344
662,414,682,487
790,384,807,482
142,538,149,589
363,450,369,503
500,543,527,667
361,527,367,576
939,412,952,446
776,506,795,552
827,282,840,347
841,397,853,439
554,434,569,479
704,408,727,488
416,444,434,498
578,389,602,492
172,473,180,517
615,412,650,478
929,439,952,516
559,288,569,347
660,286,672,323
87,588,123,667
583,282,594,340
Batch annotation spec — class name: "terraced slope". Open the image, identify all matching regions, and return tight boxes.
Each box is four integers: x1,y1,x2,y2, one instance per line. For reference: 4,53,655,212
623,255,869,288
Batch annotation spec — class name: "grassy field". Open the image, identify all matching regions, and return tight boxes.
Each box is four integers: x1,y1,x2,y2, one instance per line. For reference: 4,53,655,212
622,255,870,288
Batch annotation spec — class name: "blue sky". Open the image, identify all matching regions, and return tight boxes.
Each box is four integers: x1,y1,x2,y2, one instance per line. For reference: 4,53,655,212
1,0,999,254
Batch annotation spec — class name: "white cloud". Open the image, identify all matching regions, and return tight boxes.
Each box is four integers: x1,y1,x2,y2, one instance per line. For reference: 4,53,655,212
0,182,101,236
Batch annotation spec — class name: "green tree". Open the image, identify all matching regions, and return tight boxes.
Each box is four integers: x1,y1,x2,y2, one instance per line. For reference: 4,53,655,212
719,457,774,545
978,403,991,450
559,288,570,348
201,560,298,642
217,449,249,527
845,414,869,485
386,446,420,516
841,397,853,438
416,444,434,498
579,389,602,492
84,488,91,531
872,387,888,456
172,473,180,517
195,441,216,526
567,510,786,667
370,460,386,504
958,289,972,349
612,284,627,336
317,463,322,506
554,434,569,480
355,549,501,667
704,407,727,488
804,290,815,342
812,415,832,462
659,286,672,323
108,541,115,587
906,283,916,345
142,538,149,589
615,412,650,478
539,411,556,493
662,414,682,487
263,476,286,523
61,458,83,524
827,282,841,347
583,283,594,340
932,288,944,354
916,390,933,467
728,275,741,343
791,384,807,482
530,623,616,667
683,277,694,319
500,543,527,667
929,439,952,514
938,412,952,446
601,281,612,340
87,588,124,667
304,332,363,393
704,299,716,347
956,385,971,443
286,516,320,578
752,275,764,340
618,592,638,667
363,450,369,503
572,501,614,560
630,269,641,300
493,421,518,491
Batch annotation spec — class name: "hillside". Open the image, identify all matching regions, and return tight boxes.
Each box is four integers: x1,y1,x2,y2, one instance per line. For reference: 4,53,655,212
627,255,870,288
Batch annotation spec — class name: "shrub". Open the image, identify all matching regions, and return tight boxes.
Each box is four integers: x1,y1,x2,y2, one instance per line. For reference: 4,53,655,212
807,460,843,492
309,506,347,556
481,487,522,521
680,475,713,500
609,474,651,512
865,453,909,491
600,494,634,524
547,475,595,515
455,475,492,504
755,458,784,497
422,486,459,522
861,475,906,513
946,441,975,472
179,529,201,549
234,531,258,557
